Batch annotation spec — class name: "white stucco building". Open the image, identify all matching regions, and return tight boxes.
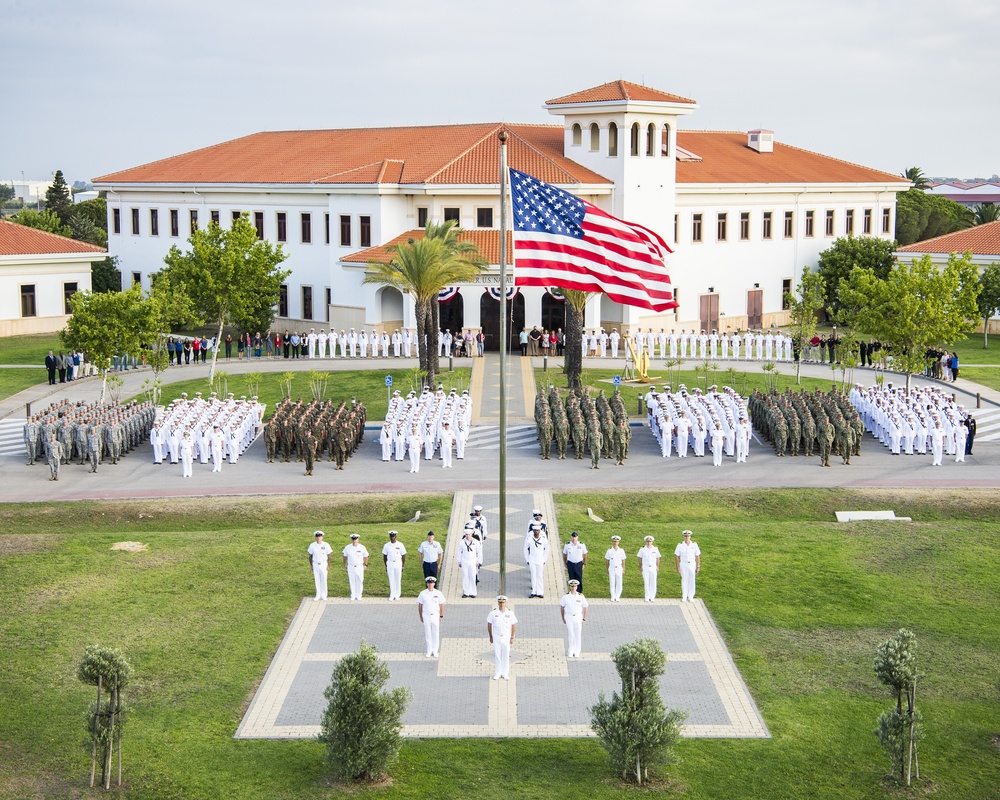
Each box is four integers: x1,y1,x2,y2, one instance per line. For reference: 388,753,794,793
93,80,908,349
0,220,103,336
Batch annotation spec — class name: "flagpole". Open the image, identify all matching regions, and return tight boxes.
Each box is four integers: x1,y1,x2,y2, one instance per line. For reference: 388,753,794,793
498,130,509,596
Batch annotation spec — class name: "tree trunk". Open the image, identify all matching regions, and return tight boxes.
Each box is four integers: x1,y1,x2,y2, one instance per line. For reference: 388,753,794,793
209,317,224,386
90,674,101,788
565,302,583,390
984,317,989,349
426,304,439,386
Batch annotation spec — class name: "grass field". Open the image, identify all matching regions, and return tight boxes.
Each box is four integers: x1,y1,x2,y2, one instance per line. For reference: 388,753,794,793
1,490,997,800
0,333,64,366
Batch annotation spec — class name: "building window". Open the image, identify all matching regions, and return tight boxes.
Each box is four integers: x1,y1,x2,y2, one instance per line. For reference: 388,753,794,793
443,207,460,224
232,210,241,225
692,213,703,243
661,123,671,157
845,209,855,236
647,123,656,157
825,209,835,236
782,278,792,310
112,207,121,234
210,210,220,226
805,210,815,237
417,207,428,228
572,123,582,146
252,212,264,239
590,123,600,151
630,122,640,157
20,284,37,317
276,212,287,242
301,212,312,244
190,209,198,233
717,212,727,242
882,207,892,234
325,288,331,321
302,286,313,320
63,282,78,314
278,284,288,318
762,211,773,240
149,209,159,236
784,211,794,238
359,215,371,247
608,122,618,157
740,212,750,241
325,213,330,244
131,208,139,235
476,208,494,228
132,272,142,286
863,208,873,235
340,215,351,246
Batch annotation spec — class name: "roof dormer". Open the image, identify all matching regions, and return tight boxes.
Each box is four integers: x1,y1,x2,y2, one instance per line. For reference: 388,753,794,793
747,129,774,154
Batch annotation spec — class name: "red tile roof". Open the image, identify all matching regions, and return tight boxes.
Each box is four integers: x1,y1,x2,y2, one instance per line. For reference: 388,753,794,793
94,124,612,187
674,131,904,184
546,80,696,106
0,220,106,256
896,220,1000,257
342,229,513,266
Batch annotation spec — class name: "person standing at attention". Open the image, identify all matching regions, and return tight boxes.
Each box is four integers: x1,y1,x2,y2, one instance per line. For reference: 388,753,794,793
342,533,369,600
382,530,406,601
307,531,333,601
560,580,588,658
605,535,626,601
674,529,701,602
486,596,517,680
417,576,445,658
418,530,444,581
562,531,588,594
637,535,661,602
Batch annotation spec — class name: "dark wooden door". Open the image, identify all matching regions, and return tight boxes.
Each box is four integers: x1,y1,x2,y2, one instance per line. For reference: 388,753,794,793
699,293,719,333
747,290,762,329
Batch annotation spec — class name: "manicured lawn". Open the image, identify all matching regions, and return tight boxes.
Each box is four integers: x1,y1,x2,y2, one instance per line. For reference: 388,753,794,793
0,368,48,402
950,332,1000,366
1,490,998,799
0,332,64,365
957,366,1000,393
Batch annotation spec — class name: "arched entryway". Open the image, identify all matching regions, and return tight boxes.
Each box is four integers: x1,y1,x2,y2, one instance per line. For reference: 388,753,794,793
480,290,525,352
541,291,566,332
438,291,465,335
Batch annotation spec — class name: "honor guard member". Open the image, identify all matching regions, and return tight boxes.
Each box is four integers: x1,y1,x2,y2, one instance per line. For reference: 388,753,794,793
486,596,518,680
605,536,627,601
417,531,444,581
457,527,482,598
417,576,445,658
562,532,588,594
524,524,549,598
342,534,370,601
674,530,702,602
307,531,333,601
560,580,589,658
382,530,407,601
526,509,548,537
637,536,661,602
470,505,488,541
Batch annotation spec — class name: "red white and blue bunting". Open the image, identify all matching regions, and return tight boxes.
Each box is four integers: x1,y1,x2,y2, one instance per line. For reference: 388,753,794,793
487,286,520,302
437,287,460,303
545,287,566,302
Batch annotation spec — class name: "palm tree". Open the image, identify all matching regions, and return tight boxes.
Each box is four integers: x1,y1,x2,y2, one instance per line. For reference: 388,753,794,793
902,167,931,190
562,289,596,390
363,220,485,385
972,203,1000,225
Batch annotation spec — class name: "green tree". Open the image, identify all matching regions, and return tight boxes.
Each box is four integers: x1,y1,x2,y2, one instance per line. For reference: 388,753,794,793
562,289,595,390
816,236,895,316
91,256,122,293
73,197,108,230
9,208,73,238
785,266,825,383
318,640,410,782
838,252,980,389
0,182,14,203
972,203,1000,225
363,220,485,385
976,262,1000,348
874,629,921,786
901,166,931,190
78,645,132,790
69,214,108,247
157,213,289,385
590,638,685,785
45,169,74,226
895,189,973,246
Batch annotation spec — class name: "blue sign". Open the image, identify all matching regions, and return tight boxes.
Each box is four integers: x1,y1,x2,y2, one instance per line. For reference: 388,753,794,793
613,375,621,386
385,375,393,387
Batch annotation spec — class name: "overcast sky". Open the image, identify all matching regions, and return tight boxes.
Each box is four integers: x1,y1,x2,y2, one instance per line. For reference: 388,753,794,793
2,0,996,186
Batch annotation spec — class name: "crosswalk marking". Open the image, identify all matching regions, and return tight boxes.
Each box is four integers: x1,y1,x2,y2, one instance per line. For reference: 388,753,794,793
465,425,538,450
0,418,26,459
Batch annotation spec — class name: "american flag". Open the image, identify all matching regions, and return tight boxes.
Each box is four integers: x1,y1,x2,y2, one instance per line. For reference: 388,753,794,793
509,168,677,312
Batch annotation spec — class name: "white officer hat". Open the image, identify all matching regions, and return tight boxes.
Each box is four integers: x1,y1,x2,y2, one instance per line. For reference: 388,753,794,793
314,531,324,537
568,579,580,586
425,576,436,583
644,536,655,542
387,530,398,537
611,535,621,541
496,595,507,601
350,534,360,539
682,530,693,537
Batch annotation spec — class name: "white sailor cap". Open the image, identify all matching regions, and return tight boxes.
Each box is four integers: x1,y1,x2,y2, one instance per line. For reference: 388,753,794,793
611,535,621,541
531,523,542,531
474,505,483,512
644,535,655,542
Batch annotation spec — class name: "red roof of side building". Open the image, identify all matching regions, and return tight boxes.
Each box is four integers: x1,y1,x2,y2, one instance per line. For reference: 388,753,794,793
546,79,696,106
0,220,106,257
342,229,513,266
896,220,1000,257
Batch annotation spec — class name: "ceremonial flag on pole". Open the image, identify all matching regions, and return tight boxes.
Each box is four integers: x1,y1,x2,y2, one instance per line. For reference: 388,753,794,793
509,168,677,312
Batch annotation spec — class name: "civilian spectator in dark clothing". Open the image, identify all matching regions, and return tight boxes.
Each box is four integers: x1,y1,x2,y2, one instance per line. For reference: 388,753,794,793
45,351,57,385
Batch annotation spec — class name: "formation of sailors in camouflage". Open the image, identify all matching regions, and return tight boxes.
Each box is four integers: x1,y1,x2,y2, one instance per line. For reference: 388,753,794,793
262,397,367,475
24,398,156,480
748,388,863,466
645,385,752,465
849,384,974,464
535,385,631,468
378,386,473,471
150,392,264,472
582,328,796,362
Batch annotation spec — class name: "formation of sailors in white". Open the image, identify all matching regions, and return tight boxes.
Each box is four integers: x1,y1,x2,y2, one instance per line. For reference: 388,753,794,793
850,384,972,466
644,385,752,465
378,385,473,471
150,392,264,476
583,328,795,361
300,328,419,359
